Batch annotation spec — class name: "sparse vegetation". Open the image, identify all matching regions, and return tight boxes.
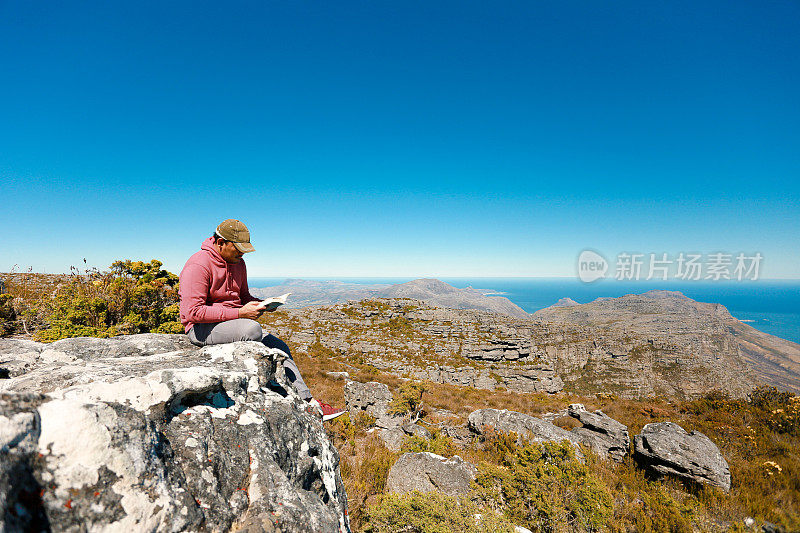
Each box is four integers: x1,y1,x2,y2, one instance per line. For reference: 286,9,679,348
1,260,182,341
473,439,613,532
292,344,799,532
363,491,516,533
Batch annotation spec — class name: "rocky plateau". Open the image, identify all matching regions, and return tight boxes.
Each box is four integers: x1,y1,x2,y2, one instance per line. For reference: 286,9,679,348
257,289,800,399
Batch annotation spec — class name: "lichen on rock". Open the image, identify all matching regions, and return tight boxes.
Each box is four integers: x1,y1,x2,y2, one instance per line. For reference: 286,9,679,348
0,334,350,532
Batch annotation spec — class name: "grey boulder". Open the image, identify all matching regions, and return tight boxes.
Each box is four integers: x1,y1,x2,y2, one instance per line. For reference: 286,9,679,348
343,380,401,429
0,339,43,378
386,452,477,497
468,408,583,452
568,403,630,462
402,422,432,440
633,421,731,491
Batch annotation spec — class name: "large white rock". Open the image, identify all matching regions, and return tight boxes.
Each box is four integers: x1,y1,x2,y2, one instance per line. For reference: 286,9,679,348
0,334,351,532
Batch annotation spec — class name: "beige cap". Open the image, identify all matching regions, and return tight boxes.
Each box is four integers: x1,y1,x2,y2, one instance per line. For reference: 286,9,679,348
215,219,255,253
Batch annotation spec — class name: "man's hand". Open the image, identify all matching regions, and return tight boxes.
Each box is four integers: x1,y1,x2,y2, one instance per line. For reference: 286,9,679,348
238,301,264,320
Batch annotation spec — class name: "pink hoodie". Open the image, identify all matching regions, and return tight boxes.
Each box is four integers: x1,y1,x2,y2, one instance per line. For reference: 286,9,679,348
178,237,259,332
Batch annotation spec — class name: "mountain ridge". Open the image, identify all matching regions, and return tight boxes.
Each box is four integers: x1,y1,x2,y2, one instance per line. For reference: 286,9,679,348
251,277,530,319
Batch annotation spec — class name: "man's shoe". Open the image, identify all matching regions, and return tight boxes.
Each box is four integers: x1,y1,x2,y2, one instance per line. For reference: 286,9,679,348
308,398,346,422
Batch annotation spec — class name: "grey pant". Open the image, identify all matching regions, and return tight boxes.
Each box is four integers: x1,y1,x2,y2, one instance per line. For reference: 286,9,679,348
187,318,311,400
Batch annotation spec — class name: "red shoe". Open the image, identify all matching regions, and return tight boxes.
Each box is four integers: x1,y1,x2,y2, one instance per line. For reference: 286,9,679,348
309,398,346,421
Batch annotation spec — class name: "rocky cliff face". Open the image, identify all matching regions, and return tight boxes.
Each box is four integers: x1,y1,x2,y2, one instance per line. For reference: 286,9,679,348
0,335,350,532
534,290,800,395
258,291,798,399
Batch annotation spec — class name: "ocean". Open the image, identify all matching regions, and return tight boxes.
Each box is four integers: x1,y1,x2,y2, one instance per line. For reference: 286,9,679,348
248,277,800,344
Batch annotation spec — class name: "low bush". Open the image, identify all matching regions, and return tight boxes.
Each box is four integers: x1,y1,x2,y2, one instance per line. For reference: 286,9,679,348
473,440,613,533
0,293,15,336
389,381,426,416
33,259,182,342
363,491,516,533
749,386,793,412
401,432,457,457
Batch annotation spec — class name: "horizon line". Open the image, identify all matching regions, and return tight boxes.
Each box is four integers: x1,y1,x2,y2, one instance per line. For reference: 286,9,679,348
246,275,800,281
4,271,799,282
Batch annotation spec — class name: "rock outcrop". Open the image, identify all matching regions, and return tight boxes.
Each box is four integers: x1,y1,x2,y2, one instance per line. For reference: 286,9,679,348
633,421,731,491
343,380,404,450
385,453,477,497
468,408,582,451
0,334,350,532
343,380,399,429
535,290,800,396
567,403,630,462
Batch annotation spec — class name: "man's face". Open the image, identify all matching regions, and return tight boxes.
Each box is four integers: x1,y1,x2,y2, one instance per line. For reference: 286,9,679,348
217,240,245,263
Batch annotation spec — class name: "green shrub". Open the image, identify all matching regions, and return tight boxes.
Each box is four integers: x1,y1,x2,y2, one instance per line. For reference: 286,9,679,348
473,440,613,533
389,381,426,416
401,432,457,457
35,259,182,342
328,411,377,447
363,491,516,533
749,386,793,412
0,293,15,336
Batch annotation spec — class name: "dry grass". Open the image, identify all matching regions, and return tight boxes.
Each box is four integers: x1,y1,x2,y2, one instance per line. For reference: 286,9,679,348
2,271,66,302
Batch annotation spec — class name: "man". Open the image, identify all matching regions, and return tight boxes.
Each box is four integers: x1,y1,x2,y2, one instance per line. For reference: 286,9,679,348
179,218,344,421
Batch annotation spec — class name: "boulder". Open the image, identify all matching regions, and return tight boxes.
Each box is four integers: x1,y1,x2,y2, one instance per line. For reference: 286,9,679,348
633,421,731,491
567,403,630,462
468,408,583,451
386,452,476,497
343,380,401,429
0,334,350,532
378,428,406,452
402,422,432,440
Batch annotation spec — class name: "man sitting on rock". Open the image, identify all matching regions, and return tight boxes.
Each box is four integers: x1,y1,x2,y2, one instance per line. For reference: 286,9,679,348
179,218,344,421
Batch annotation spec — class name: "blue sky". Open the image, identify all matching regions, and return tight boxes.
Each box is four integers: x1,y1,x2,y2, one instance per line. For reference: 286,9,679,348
1,1,798,278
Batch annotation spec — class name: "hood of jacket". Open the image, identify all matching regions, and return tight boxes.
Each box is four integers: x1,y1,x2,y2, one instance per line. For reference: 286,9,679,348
199,237,236,291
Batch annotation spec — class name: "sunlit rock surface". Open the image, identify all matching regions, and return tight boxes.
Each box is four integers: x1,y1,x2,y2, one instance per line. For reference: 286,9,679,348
0,334,350,532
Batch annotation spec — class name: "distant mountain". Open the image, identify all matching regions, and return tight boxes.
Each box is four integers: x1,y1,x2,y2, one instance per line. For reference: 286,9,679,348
250,278,530,318
375,278,530,319
534,289,800,393
250,279,388,308
552,297,579,308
